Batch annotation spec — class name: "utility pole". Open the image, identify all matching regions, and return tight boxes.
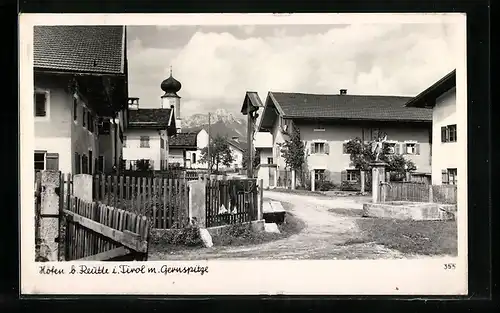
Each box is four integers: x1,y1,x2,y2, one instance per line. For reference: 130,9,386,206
207,112,211,174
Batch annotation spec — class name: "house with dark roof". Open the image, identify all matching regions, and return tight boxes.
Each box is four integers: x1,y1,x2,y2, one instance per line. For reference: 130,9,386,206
168,132,199,168
257,89,433,189
226,136,245,170
405,69,457,185
33,25,128,175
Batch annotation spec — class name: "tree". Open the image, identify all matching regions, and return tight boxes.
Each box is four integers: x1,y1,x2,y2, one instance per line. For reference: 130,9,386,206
280,127,305,172
135,159,153,172
345,137,416,176
200,135,234,172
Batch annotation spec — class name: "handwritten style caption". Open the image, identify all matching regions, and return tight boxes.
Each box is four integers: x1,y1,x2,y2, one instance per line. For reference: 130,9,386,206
39,264,209,276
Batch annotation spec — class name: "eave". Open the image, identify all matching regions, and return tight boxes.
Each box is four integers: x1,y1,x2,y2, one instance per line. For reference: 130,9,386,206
405,69,456,108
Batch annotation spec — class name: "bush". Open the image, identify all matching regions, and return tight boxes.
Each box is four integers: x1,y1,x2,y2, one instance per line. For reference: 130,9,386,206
316,180,336,191
151,225,202,247
340,181,360,191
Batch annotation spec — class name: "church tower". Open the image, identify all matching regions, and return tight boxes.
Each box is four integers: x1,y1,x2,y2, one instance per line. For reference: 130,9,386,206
160,67,182,133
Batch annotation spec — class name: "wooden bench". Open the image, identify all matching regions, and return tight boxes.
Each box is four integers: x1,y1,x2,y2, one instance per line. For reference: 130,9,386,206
263,201,286,224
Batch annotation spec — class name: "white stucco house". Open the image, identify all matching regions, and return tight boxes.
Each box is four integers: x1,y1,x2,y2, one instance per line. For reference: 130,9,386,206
253,132,275,188
33,26,128,175
122,72,180,171
405,69,457,185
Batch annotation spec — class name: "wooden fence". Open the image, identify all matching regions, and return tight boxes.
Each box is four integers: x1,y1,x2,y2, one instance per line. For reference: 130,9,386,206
92,174,190,229
381,181,457,204
63,197,149,261
205,179,260,227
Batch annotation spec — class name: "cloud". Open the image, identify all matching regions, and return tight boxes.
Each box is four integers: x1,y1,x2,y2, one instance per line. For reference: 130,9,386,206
241,25,256,35
127,23,461,117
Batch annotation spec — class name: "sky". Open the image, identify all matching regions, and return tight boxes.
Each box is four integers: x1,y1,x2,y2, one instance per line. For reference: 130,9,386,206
126,22,461,117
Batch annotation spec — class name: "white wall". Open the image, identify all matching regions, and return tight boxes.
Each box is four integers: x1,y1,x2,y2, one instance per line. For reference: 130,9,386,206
122,129,163,170
35,138,72,173
230,146,243,169
431,88,457,184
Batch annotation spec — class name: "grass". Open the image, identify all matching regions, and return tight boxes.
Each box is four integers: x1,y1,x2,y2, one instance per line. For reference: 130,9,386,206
354,218,458,256
212,201,305,247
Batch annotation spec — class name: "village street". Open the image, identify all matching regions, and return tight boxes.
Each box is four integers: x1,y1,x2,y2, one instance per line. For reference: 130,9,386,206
149,191,417,260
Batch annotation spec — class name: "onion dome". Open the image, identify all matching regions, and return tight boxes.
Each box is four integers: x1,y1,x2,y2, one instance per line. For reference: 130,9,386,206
161,68,182,96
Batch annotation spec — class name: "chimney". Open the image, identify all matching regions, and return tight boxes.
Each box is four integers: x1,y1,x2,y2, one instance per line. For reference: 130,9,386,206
232,136,239,143
340,89,347,95
128,97,139,110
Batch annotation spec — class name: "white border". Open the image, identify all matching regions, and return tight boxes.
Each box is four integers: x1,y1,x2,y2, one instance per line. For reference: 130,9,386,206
20,13,468,295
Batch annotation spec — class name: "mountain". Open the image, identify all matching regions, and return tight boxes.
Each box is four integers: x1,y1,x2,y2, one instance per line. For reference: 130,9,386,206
181,109,248,143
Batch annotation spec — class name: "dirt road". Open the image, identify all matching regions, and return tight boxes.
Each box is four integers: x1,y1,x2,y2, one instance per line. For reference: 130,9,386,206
149,190,410,260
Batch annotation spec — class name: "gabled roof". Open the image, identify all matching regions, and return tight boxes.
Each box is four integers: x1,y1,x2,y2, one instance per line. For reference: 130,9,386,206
34,26,126,75
405,69,456,108
240,91,264,115
169,132,198,148
262,91,432,125
128,108,173,130
227,139,245,152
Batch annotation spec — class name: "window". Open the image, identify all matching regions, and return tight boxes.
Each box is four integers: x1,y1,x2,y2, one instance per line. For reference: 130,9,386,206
346,169,360,182
34,90,48,117
34,152,45,172
82,109,87,128
140,136,150,148
310,142,329,154
73,98,78,121
192,153,197,164
160,138,164,149
314,169,325,181
384,142,398,154
98,156,104,173
442,168,457,185
441,124,457,143
404,142,420,155
82,154,89,174
74,153,81,174
123,136,127,147
267,157,273,164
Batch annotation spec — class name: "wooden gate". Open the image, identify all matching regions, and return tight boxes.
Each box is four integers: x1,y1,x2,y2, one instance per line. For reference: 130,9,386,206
205,179,258,227
63,196,149,261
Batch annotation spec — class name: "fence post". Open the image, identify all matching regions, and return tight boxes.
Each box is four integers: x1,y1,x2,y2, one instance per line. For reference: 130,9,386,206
310,170,315,192
360,171,366,194
291,170,296,190
38,170,61,261
428,184,433,203
188,180,206,228
258,179,264,220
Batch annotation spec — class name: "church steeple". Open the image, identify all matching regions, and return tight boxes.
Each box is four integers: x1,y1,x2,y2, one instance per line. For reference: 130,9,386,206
160,67,182,132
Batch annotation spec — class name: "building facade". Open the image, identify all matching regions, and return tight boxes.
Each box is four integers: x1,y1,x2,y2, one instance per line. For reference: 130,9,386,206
405,70,457,185
33,26,128,175
257,90,433,187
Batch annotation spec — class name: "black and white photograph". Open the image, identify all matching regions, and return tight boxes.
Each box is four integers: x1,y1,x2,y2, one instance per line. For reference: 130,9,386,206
21,13,467,295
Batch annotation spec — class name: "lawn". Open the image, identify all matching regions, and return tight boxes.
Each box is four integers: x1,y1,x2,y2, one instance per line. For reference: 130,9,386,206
353,218,458,256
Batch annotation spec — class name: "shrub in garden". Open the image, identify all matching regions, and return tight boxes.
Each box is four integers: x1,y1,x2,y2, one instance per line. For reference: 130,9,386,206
340,181,360,191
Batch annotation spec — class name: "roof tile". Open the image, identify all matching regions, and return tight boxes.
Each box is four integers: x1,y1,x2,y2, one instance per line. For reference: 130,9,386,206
128,109,171,129
271,92,432,121
169,132,198,147
34,26,125,74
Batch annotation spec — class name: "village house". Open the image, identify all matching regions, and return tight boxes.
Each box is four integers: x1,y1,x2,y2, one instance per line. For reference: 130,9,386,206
253,132,275,188
405,69,457,185
122,75,178,171
168,132,199,168
227,136,245,170
33,26,128,175
256,90,434,188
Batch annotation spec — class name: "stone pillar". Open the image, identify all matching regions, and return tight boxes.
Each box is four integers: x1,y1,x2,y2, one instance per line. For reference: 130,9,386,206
360,171,366,194
257,179,264,220
291,170,296,190
39,170,61,261
310,170,315,192
370,162,387,204
188,180,206,227
72,174,93,202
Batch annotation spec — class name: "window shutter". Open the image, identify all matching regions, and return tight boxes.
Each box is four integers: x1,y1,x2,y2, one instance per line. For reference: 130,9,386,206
310,143,315,154
441,126,446,142
415,143,420,155
395,143,401,154
325,143,330,155
45,153,59,170
341,170,347,182
441,169,448,184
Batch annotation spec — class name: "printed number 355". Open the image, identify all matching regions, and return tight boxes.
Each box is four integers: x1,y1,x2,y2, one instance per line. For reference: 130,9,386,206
444,263,456,270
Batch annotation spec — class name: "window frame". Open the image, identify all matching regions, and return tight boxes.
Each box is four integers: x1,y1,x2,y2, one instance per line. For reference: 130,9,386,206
34,88,50,120
404,142,417,155
267,157,274,165
140,136,150,148
384,141,398,155
34,151,46,172
441,124,457,143
346,169,360,182
314,142,325,154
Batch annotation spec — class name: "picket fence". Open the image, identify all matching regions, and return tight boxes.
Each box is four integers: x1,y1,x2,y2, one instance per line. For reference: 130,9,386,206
381,181,457,204
92,174,190,229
